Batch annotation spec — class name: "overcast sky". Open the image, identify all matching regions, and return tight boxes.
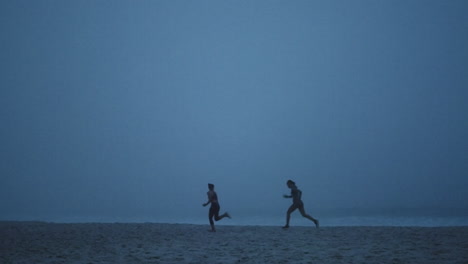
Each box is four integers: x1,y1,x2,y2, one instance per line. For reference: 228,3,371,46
1,0,467,222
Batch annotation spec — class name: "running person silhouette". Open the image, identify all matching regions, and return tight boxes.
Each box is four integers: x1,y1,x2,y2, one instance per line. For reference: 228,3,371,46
202,183,230,232
283,180,319,228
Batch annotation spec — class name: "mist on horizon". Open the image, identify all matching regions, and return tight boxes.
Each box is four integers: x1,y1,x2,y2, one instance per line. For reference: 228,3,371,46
1,1,467,224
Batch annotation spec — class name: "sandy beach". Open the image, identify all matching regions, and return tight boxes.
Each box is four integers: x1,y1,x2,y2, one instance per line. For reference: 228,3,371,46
1,222,467,264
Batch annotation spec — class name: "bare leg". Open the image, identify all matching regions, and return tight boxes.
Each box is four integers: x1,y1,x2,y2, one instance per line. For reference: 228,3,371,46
209,207,216,232
222,212,231,219
283,204,297,228
214,212,230,221
299,206,319,228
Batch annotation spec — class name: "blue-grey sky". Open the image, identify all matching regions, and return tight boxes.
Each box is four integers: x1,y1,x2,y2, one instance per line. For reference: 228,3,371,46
1,0,467,222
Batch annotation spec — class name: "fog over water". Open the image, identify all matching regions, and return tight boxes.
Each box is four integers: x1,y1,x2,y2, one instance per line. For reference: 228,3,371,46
1,1,468,226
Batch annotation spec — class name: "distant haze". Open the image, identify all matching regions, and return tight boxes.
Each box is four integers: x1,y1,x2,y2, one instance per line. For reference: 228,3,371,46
1,0,467,223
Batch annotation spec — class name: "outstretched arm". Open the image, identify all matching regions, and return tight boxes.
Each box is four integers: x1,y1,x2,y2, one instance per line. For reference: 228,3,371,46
283,194,292,198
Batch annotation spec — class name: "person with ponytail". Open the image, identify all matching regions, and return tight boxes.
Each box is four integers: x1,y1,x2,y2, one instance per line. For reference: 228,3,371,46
283,180,319,229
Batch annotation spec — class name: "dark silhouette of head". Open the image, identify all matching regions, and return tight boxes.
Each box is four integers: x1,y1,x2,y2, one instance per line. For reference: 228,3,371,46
208,183,215,190
286,180,295,188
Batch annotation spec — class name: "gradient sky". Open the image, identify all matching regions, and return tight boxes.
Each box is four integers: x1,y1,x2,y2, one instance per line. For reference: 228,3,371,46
1,0,467,222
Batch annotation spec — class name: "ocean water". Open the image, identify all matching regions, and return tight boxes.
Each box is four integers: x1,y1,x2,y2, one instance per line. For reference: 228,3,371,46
176,214,468,227
169,207,468,227
4,208,468,227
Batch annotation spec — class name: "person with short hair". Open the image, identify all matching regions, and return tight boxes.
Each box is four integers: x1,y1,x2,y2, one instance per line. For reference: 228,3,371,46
203,183,231,232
